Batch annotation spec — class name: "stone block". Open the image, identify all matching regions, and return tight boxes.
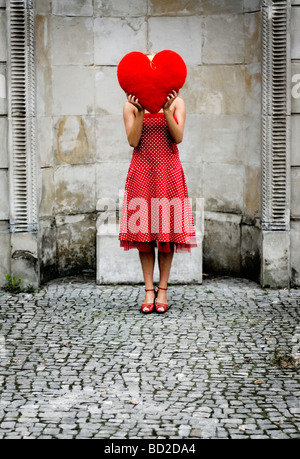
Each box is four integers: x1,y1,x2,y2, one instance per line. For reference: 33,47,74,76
244,115,261,168
36,15,52,67
0,71,5,100
0,11,7,62
244,11,261,63
291,7,300,60
0,169,8,220
35,0,52,15
244,165,260,218
290,221,300,287
202,0,243,14
52,66,94,116
37,116,53,167
36,64,52,117
96,199,203,284
291,115,300,166
260,231,290,288
241,223,260,281
50,17,94,66
291,167,300,218
291,63,300,113
148,17,202,66
97,232,202,284
39,167,55,218
148,0,203,15
245,64,261,116
53,115,96,165
0,222,10,287
200,115,244,165
95,67,125,116
179,114,203,163
180,162,203,203
94,17,147,65
243,0,261,12
97,233,145,283
95,0,147,16
95,115,131,162
56,213,96,276
0,118,7,168
11,232,39,286
38,218,57,283
202,14,244,64
96,162,129,205
35,16,53,117
52,0,93,16
203,211,241,276
0,0,6,7
55,164,96,214
180,65,245,115
203,163,244,213
0,65,7,114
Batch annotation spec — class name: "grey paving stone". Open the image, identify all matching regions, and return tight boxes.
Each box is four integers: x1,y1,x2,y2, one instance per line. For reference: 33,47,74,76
0,274,299,439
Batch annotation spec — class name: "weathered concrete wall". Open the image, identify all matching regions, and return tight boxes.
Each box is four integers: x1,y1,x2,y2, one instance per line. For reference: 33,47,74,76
35,0,262,283
0,1,10,287
197,1,261,280
290,0,300,287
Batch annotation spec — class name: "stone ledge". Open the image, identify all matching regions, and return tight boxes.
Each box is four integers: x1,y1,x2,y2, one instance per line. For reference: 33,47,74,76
260,231,290,288
97,233,202,284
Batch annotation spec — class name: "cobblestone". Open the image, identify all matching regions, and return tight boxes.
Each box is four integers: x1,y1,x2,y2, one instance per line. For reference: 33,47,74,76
0,274,299,439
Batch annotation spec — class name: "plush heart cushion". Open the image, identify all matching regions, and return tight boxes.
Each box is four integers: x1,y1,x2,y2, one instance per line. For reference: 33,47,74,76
117,50,187,114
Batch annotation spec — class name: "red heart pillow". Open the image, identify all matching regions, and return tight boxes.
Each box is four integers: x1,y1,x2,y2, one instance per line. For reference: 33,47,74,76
117,50,187,114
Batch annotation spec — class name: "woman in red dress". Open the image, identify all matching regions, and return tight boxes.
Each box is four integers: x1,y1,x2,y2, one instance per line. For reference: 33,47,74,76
119,56,197,313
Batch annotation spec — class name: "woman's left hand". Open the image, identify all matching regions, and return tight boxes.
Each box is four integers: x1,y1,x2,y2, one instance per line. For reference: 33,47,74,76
163,90,178,111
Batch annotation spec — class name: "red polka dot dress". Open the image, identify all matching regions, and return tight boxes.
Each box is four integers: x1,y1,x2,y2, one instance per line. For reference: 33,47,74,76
119,112,197,253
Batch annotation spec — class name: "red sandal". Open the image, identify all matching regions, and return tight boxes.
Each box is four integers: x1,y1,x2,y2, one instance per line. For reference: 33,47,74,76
155,286,168,313
141,288,156,314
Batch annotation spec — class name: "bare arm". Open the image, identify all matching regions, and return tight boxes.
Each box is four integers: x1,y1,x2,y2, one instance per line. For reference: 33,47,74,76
163,92,186,144
123,96,145,148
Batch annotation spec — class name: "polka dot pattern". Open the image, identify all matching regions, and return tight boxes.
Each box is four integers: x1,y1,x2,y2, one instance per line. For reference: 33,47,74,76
119,113,197,252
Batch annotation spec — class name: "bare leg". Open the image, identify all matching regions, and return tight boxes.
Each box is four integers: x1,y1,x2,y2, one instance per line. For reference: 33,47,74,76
157,251,174,307
139,250,156,306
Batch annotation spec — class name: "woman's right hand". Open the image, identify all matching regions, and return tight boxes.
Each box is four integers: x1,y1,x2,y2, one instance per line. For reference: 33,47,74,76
127,94,144,112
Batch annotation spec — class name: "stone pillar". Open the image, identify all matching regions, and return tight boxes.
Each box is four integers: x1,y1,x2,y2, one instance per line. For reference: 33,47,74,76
290,0,300,286
0,0,10,287
261,231,290,287
260,0,291,288
6,0,39,286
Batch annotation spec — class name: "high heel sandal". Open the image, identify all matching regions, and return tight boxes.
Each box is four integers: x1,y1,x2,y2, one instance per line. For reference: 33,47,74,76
155,286,168,313
141,288,156,314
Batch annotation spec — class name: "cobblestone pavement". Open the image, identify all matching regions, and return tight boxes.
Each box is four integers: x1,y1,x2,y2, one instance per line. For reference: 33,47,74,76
0,274,299,439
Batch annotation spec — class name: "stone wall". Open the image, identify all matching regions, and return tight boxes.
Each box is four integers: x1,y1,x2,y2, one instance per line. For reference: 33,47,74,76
0,0,10,287
291,0,300,287
35,0,262,283
0,0,298,288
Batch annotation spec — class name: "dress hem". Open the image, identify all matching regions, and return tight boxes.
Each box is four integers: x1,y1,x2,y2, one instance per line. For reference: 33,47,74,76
120,239,197,253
